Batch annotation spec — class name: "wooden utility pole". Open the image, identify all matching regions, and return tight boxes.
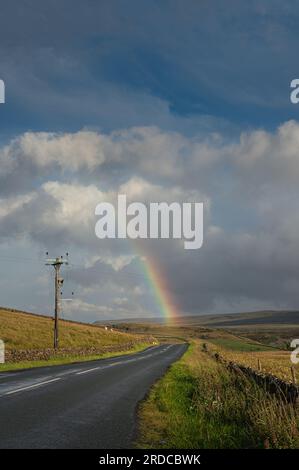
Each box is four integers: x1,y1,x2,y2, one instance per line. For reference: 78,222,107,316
46,255,69,349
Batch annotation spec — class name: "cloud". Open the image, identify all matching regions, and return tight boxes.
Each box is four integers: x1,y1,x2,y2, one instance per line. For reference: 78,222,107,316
18,131,107,170
2,0,299,139
1,121,299,318
3,120,299,205
0,183,101,253
3,2,299,320
0,126,214,201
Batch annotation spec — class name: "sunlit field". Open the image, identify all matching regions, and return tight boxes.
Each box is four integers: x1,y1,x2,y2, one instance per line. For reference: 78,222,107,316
208,338,299,383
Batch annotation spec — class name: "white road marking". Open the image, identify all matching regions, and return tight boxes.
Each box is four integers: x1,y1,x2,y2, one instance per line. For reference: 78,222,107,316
102,362,118,368
76,361,122,375
76,366,101,375
56,369,79,377
0,345,176,386
4,377,61,396
74,346,173,375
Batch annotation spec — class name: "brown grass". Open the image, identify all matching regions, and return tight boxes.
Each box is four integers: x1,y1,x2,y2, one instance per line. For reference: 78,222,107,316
208,341,299,383
0,308,148,350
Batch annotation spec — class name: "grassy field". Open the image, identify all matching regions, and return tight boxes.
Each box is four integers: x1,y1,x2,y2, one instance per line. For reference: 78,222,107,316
113,320,299,448
113,311,299,349
208,338,299,383
0,308,155,371
222,326,299,350
0,308,147,350
137,341,299,449
208,337,274,352
119,320,299,382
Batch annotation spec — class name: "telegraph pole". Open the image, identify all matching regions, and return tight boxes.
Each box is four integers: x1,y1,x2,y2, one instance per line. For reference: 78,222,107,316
45,254,69,349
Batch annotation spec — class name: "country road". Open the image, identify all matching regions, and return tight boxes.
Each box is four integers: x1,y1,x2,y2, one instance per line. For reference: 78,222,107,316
0,343,187,449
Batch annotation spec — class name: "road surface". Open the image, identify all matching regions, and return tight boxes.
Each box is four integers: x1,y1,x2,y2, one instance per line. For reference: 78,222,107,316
0,343,187,448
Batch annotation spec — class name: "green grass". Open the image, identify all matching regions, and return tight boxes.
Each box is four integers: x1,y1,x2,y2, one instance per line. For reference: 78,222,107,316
210,338,273,352
0,342,152,372
137,342,299,449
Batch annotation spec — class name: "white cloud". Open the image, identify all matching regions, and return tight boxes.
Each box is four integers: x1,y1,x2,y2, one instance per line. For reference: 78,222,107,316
41,181,106,229
232,120,299,187
19,131,107,170
1,122,299,318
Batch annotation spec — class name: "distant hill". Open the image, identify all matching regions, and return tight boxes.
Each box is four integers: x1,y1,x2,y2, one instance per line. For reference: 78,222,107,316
96,310,299,330
178,310,299,329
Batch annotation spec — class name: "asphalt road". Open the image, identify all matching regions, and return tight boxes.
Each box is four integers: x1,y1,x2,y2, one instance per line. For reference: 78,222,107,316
0,343,187,449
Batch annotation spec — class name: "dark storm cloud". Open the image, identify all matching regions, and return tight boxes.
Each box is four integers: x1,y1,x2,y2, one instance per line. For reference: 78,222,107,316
1,0,299,135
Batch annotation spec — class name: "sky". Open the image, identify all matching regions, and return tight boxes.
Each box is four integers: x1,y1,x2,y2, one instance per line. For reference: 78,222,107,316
1,1,299,321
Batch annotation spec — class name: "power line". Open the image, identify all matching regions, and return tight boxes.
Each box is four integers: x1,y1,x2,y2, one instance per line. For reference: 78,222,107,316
68,262,144,280
0,254,41,263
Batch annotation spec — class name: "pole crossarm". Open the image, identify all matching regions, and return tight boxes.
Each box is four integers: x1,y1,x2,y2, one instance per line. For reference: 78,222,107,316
45,258,68,266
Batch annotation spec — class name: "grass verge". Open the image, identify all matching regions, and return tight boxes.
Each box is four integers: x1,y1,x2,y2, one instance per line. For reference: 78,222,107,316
137,341,299,449
0,342,153,372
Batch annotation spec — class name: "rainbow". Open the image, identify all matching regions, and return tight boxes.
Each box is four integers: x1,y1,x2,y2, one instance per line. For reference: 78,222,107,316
137,252,180,324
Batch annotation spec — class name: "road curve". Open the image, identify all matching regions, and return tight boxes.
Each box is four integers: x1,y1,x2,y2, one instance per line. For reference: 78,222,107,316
0,343,187,449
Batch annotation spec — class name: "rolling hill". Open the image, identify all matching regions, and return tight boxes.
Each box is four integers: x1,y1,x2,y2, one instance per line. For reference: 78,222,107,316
99,310,299,329
0,307,150,350
98,310,299,350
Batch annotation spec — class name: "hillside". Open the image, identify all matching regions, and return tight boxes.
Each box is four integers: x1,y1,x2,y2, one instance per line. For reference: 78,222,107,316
0,307,148,350
182,310,299,328
109,311,299,350
100,310,299,329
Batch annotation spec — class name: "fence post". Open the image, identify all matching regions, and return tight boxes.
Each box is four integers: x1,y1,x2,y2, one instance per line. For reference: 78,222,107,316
291,366,297,385
258,359,262,372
